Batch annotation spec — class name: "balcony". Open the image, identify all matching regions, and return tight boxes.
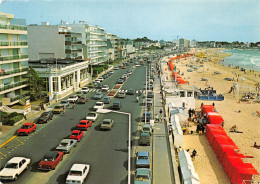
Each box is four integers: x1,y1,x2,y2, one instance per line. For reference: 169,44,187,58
0,41,28,47
0,80,27,92
65,41,82,45
0,24,27,31
65,49,83,53
0,54,28,62
0,67,28,77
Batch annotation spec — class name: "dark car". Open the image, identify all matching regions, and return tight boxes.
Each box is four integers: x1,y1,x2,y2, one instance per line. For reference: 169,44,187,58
37,111,53,124
117,79,124,84
127,89,135,95
142,112,152,122
78,96,88,104
147,91,154,98
112,101,121,110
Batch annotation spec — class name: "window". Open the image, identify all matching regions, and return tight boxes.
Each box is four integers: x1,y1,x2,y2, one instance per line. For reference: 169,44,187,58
180,91,185,97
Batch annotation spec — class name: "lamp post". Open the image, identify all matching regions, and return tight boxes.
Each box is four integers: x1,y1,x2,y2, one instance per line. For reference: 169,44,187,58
55,58,58,102
96,109,132,184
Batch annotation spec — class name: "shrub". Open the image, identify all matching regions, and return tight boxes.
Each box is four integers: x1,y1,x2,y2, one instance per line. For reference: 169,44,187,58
9,112,19,118
9,115,24,126
0,111,9,119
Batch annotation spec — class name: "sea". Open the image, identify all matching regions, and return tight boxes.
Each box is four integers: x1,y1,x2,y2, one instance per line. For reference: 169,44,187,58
221,49,260,72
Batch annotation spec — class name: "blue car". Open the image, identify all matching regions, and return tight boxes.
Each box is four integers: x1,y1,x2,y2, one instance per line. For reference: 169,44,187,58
134,168,152,184
103,96,111,104
94,92,103,100
142,112,152,122
136,151,150,168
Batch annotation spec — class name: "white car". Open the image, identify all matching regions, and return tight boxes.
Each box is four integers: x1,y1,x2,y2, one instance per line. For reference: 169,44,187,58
93,101,104,110
101,85,109,92
67,95,79,103
81,87,89,93
0,157,30,181
98,77,104,82
86,112,98,122
113,67,119,70
66,164,90,184
94,79,101,83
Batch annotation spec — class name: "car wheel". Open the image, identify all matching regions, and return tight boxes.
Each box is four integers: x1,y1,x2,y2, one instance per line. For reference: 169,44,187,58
25,165,29,170
14,175,18,181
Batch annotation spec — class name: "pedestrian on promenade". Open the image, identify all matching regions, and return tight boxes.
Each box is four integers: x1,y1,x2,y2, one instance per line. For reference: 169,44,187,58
191,149,197,161
63,106,66,116
159,109,163,117
168,125,173,135
155,114,159,122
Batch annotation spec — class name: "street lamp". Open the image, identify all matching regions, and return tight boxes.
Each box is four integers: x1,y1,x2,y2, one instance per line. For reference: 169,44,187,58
96,109,132,184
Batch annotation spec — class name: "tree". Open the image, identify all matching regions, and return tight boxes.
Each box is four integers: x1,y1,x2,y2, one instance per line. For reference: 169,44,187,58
26,67,44,100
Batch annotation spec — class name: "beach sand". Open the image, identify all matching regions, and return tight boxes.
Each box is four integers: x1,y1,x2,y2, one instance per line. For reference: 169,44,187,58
169,48,260,184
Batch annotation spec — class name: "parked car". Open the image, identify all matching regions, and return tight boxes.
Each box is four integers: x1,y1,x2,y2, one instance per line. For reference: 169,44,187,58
121,66,126,69
108,70,114,74
78,96,88,104
76,91,84,98
102,74,108,79
141,124,153,135
113,67,119,70
145,98,153,106
94,79,101,83
93,101,104,110
101,85,109,92
134,168,152,184
60,100,70,107
38,151,64,171
67,95,79,103
103,96,111,104
146,84,153,90
117,79,124,84
94,92,103,100
66,164,90,184
100,119,114,130
17,123,36,136
139,132,151,146
81,87,89,93
112,101,121,110
52,105,65,114
96,83,103,89
147,91,154,98
0,157,30,181
37,111,53,124
127,89,135,95
69,130,84,142
87,83,95,88
98,77,104,82
136,151,150,168
86,112,98,122
142,112,152,122
76,120,92,131
56,139,77,154
117,91,126,98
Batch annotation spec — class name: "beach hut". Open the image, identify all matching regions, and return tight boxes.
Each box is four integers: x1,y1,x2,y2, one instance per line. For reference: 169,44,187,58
201,105,216,115
207,114,224,125
171,115,183,148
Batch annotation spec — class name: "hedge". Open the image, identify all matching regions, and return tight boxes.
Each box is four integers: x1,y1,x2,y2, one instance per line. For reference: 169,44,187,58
9,115,24,126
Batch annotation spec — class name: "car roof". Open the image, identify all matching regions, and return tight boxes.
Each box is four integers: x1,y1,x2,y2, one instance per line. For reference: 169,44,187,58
142,124,151,128
22,122,33,126
136,168,151,175
141,132,150,136
113,101,120,104
103,119,112,122
137,151,149,157
143,112,152,115
72,130,81,133
8,157,27,163
70,164,89,171
44,151,58,159
104,96,110,99
60,139,73,143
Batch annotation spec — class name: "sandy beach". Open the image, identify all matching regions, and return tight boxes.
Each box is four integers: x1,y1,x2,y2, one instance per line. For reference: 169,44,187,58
169,48,260,184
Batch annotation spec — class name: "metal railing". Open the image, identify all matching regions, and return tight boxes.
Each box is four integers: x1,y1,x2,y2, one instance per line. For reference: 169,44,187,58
0,80,28,91
0,41,28,47
0,24,27,31
0,67,28,76
0,54,28,61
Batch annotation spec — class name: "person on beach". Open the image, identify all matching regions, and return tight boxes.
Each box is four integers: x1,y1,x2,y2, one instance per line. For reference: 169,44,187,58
191,149,197,161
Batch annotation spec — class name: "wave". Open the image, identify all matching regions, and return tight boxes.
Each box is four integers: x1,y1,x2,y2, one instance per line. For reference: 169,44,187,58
250,56,260,67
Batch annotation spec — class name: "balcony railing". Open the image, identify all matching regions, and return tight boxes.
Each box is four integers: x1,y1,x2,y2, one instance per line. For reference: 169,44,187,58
65,41,82,45
0,54,28,62
0,67,28,77
0,80,28,91
0,41,28,47
65,49,82,53
0,24,27,31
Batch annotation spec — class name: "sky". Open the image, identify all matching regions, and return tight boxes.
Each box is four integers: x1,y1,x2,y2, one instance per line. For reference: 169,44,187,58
0,0,259,42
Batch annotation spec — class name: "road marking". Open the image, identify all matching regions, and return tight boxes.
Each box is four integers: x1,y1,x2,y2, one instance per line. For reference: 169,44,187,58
15,138,24,145
0,135,17,148
0,152,7,159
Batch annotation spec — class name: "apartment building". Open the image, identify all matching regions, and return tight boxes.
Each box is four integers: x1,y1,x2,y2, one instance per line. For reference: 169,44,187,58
107,33,119,60
28,23,83,60
0,12,29,106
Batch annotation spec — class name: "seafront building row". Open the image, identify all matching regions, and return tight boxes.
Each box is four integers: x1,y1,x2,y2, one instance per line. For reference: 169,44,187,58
0,12,138,107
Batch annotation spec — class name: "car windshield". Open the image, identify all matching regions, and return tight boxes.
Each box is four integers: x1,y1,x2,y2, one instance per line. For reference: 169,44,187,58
69,170,82,176
5,163,18,169
59,143,68,147
103,121,111,124
21,125,30,129
61,101,67,103
143,128,150,131
96,103,102,106
55,106,63,109
79,122,86,125
136,174,149,181
41,113,49,117
88,113,95,117
76,92,81,94
138,156,148,160
72,133,78,136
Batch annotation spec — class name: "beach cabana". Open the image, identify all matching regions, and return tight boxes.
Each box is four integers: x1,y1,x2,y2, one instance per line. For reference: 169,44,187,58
171,115,183,148
207,115,224,125
201,105,216,115
168,61,175,71
231,163,259,184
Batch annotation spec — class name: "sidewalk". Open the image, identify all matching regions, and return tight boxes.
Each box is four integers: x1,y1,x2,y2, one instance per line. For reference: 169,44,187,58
152,74,175,184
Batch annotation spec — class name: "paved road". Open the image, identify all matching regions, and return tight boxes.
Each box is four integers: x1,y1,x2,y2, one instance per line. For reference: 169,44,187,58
0,60,148,184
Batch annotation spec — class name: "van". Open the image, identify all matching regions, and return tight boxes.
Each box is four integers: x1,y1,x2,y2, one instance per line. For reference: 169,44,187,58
139,132,151,146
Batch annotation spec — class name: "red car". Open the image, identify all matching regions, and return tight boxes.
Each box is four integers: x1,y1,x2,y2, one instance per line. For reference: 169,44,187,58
69,130,84,141
17,123,37,136
76,120,92,131
38,151,64,171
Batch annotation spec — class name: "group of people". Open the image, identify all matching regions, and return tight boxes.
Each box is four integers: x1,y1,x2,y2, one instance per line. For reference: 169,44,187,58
196,123,205,134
